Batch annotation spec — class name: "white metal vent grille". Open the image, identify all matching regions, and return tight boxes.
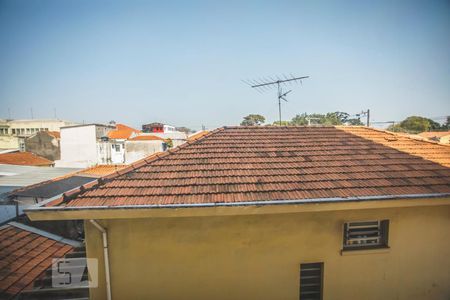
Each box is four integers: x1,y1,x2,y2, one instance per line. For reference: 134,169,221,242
343,220,389,250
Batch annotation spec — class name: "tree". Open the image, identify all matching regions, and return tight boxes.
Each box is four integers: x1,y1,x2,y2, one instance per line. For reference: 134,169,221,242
387,116,443,133
290,112,362,126
241,114,265,126
272,121,291,126
165,138,173,148
175,127,192,134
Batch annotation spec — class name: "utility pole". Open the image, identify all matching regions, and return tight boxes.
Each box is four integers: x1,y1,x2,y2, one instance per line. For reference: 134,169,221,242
30,108,34,119
243,75,309,125
357,109,370,127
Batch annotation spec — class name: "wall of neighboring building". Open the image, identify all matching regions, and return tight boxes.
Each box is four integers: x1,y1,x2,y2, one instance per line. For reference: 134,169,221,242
124,140,165,164
25,131,60,161
58,125,98,168
6,119,78,137
0,136,19,149
110,141,125,164
57,125,114,167
85,204,450,300
140,132,187,147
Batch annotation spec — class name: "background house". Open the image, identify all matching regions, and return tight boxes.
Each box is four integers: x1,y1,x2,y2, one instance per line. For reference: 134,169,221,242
107,123,141,164
0,119,78,152
124,135,166,164
141,122,187,147
25,131,61,161
56,124,115,168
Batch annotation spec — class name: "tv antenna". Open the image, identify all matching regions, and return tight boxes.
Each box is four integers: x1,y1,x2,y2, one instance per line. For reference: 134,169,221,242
243,74,309,125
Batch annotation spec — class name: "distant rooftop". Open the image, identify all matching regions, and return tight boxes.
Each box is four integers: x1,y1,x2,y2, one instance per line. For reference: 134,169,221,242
107,124,140,140
128,135,165,141
61,123,115,129
0,165,81,187
418,131,450,138
0,152,54,167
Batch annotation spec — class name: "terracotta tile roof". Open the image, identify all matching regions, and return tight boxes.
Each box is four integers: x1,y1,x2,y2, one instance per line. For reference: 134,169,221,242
0,223,77,299
46,131,60,139
417,131,450,139
127,135,165,141
187,130,209,142
0,152,54,167
49,126,450,208
340,127,450,167
76,164,128,177
107,124,140,139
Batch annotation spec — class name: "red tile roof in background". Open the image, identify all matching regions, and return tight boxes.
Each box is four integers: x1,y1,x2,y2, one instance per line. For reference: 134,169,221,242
77,164,128,177
127,135,165,141
418,131,450,139
0,152,54,166
0,223,76,299
340,127,450,167
46,131,61,139
107,124,141,140
50,126,450,208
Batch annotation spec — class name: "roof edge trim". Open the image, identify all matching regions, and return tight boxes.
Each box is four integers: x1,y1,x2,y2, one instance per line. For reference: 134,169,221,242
25,192,450,213
8,221,83,247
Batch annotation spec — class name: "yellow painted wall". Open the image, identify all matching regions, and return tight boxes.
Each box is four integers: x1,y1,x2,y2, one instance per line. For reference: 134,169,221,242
85,204,450,300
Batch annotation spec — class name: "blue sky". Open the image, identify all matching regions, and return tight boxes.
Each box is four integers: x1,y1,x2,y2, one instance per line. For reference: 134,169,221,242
0,0,449,130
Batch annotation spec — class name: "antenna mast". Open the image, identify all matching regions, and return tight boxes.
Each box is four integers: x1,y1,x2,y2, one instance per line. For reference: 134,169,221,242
243,75,309,125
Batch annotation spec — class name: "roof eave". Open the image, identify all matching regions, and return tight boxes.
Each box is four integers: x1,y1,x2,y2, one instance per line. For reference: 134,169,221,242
25,193,450,221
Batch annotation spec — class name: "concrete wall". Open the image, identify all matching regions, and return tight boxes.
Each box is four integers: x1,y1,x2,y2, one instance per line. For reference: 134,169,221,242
85,204,450,300
0,136,19,149
124,140,165,164
25,131,60,161
110,141,125,164
59,126,98,168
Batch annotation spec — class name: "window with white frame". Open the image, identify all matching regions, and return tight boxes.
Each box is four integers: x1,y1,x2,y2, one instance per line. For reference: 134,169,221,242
343,220,389,250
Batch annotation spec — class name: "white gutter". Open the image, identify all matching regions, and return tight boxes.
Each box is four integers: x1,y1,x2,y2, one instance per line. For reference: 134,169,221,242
89,219,112,300
25,193,450,212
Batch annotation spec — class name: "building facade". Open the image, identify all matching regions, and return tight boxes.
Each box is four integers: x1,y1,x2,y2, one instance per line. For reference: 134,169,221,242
57,124,115,168
124,136,166,164
0,119,78,151
25,131,61,161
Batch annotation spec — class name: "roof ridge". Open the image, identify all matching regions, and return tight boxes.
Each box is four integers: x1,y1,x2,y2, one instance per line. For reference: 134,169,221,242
47,127,226,207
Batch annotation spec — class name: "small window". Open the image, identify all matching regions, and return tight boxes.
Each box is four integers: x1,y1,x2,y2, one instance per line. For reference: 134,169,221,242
114,144,120,152
343,220,389,250
299,262,323,300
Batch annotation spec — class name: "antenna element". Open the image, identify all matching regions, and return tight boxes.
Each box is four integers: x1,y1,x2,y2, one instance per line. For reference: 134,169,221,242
243,74,309,125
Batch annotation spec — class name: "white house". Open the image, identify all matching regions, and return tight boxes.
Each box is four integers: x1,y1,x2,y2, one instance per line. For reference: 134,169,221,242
107,124,141,164
56,124,115,168
124,135,167,164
